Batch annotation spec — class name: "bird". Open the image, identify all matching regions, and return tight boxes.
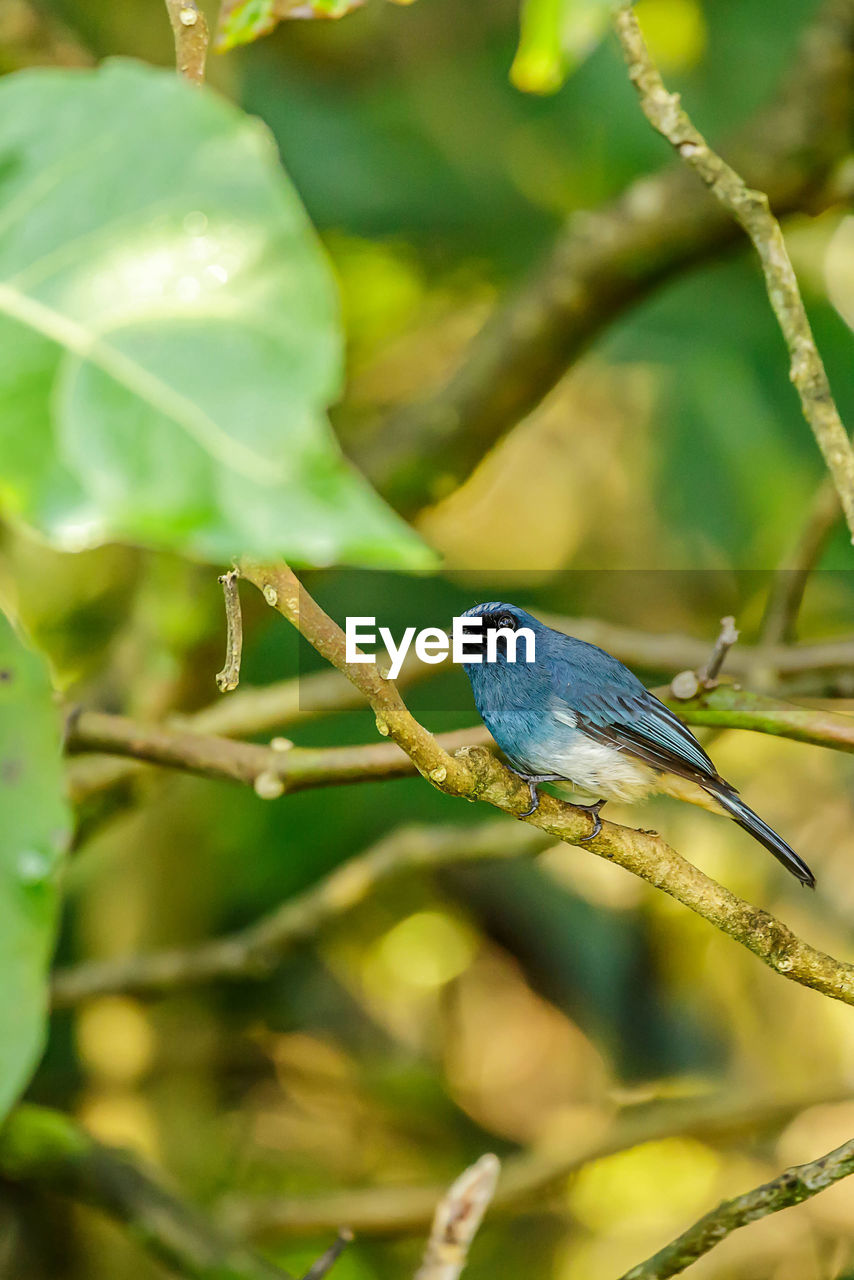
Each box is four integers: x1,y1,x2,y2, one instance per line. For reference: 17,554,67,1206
458,602,815,888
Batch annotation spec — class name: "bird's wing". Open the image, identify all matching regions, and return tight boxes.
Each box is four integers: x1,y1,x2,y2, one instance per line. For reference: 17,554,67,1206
552,659,730,791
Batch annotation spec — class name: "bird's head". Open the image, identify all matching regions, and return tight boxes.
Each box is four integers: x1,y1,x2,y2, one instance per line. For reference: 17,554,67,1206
457,604,557,762
458,602,542,669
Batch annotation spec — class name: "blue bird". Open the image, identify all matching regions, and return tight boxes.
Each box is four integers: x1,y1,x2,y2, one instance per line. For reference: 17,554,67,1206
459,602,815,887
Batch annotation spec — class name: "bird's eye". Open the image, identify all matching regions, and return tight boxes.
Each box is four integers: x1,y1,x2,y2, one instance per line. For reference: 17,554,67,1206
496,612,517,631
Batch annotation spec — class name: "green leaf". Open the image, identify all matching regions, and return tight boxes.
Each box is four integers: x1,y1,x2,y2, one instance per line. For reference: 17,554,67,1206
215,0,417,51
216,0,364,53
0,61,434,569
511,0,613,94
0,611,71,1122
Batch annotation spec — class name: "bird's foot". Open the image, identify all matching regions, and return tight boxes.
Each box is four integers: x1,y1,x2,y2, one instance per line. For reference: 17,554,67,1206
506,767,567,817
576,798,606,843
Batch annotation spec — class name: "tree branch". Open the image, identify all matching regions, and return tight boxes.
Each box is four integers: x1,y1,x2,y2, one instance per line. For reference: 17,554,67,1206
64,710,492,804
614,2,854,538
535,618,854,684
65,656,435,804
58,626,854,1011
618,1135,854,1280
222,1088,849,1239
64,679,854,813
51,821,550,1004
50,691,854,1006
52,676,854,1005
164,0,208,84
665,683,854,752
347,0,854,511
0,1105,296,1280
239,562,474,794
413,1155,499,1280
760,476,842,647
227,564,854,1015
66,616,854,803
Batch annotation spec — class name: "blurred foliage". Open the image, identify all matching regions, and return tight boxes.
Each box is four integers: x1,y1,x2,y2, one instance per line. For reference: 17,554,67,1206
2,0,854,1278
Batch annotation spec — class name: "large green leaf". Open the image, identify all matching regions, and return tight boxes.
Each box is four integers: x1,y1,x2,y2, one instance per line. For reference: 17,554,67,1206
0,611,70,1121
0,61,432,568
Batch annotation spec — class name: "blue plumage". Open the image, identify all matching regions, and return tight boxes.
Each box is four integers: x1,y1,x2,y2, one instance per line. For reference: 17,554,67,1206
460,602,815,887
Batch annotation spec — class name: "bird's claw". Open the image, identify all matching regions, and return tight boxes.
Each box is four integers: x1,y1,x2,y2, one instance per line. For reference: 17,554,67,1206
507,769,566,818
577,799,606,843
512,776,605,837
519,784,539,818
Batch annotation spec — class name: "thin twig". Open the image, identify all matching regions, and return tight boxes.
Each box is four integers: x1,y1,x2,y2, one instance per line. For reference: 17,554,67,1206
216,568,243,693
614,4,854,540
673,617,740,697
761,475,841,646
164,0,209,84
414,1155,499,1280
0,1104,294,1280
300,1230,353,1280
698,616,740,686
618,1135,854,1280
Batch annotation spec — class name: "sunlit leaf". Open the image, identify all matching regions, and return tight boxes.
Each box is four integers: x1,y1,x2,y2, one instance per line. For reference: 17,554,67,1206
0,62,434,568
0,611,70,1121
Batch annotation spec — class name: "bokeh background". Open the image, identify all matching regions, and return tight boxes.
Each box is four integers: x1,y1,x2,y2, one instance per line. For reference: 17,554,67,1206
4,0,854,1276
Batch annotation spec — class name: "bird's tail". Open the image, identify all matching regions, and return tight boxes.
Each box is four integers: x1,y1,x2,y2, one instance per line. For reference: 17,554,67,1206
711,788,815,888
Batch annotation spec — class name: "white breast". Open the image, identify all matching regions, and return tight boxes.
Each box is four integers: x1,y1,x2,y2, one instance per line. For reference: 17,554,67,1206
550,737,657,803
549,704,657,803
